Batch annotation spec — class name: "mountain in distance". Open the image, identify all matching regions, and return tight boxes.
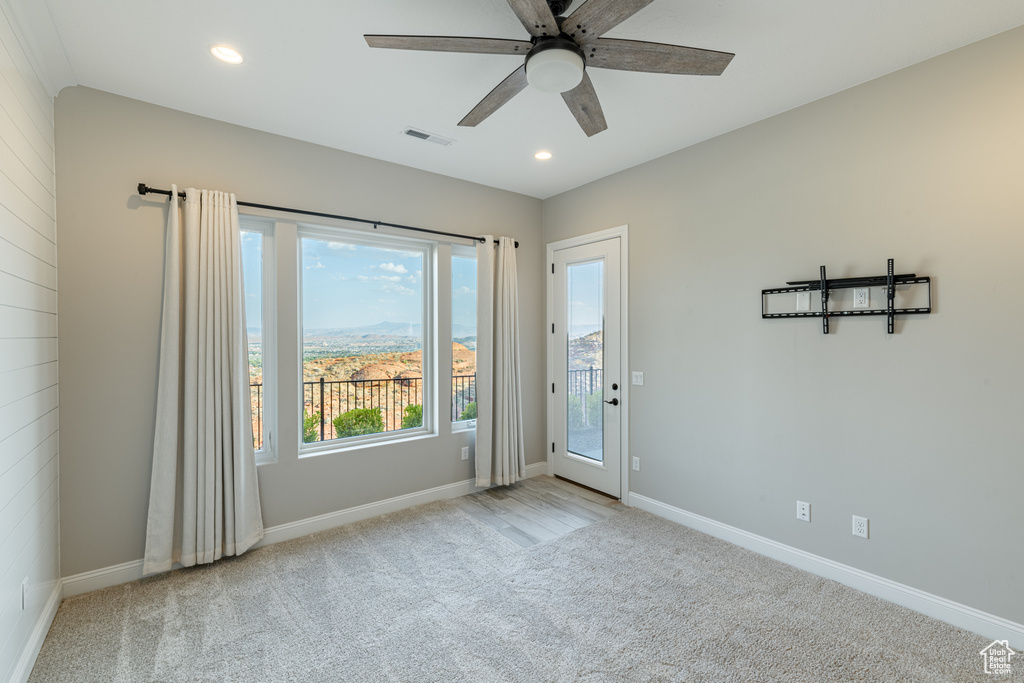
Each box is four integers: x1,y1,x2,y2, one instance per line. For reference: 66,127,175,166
306,321,421,338
568,323,602,340
305,321,477,338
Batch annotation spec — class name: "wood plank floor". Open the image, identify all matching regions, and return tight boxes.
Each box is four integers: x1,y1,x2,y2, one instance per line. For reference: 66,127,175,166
453,475,622,547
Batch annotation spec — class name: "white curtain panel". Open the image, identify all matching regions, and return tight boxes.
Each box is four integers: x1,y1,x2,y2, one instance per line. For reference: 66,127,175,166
143,186,264,576
475,236,526,487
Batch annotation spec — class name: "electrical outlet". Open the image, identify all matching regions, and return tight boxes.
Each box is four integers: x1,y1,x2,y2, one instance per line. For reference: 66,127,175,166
853,288,869,309
631,371,644,386
632,457,640,471
852,515,869,538
20,578,28,611
796,501,811,522
461,446,469,461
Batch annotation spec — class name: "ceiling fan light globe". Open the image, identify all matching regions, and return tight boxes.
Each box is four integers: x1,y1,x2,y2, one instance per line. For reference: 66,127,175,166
526,48,584,94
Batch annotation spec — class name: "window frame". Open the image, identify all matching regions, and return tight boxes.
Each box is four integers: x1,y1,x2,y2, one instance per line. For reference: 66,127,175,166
296,222,436,456
239,216,277,465
450,245,477,433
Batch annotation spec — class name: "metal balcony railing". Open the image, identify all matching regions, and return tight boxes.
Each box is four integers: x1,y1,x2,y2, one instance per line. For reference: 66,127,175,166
248,374,478,448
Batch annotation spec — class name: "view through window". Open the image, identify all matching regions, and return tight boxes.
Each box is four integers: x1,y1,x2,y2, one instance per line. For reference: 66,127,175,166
300,233,429,445
451,252,477,425
240,229,265,451
567,259,603,460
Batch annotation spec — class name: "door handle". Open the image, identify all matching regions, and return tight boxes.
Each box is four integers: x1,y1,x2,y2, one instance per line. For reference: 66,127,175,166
604,398,619,406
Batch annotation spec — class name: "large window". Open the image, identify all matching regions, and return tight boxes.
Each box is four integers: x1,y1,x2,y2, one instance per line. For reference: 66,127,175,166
451,249,477,429
240,218,275,461
299,227,433,450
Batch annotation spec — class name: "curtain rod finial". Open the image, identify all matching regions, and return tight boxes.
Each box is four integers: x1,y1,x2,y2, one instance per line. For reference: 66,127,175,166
138,183,148,195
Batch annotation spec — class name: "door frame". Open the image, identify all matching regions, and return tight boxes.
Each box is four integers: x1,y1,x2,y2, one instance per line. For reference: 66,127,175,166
546,225,629,505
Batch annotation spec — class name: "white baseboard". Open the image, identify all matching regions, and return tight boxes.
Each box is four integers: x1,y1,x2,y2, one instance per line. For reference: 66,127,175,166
630,493,1024,649
62,463,548,598
61,559,150,598
9,579,62,683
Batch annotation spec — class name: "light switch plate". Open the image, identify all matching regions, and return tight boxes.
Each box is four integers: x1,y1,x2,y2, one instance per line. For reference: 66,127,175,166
631,372,644,386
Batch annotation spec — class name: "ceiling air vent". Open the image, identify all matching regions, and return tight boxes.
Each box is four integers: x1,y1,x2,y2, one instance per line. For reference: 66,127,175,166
401,127,455,147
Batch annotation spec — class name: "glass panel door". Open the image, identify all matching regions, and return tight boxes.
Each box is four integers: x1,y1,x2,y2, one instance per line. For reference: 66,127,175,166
551,236,621,498
567,260,603,461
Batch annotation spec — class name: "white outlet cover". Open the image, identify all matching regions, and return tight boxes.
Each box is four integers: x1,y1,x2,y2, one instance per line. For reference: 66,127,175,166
852,515,869,538
796,291,811,312
853,288,869,308
796,501,811,522
461,446,469,461
631,372,644,386
632,456,640,471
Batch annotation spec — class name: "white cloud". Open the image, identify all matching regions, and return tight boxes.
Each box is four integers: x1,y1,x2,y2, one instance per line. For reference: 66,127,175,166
379,262,408,274
305,261,325,270
327,242,356,250
357,274,402,283
455,286,473,295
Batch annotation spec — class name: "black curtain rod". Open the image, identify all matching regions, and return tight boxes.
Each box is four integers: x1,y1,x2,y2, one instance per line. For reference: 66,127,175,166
136,184,517,248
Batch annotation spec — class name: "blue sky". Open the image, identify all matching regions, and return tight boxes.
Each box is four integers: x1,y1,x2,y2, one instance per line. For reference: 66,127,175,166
452,254,476,333
568,260,603,338
242,233,479,334
302,237,423,329
241,231,262,329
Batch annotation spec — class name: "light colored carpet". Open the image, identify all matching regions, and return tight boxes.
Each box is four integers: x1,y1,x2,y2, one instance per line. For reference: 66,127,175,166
32,486,1006,682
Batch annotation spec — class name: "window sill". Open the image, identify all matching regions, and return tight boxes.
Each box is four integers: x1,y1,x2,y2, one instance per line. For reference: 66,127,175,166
298,429,435,459
255,450,277,467
452,420,476,434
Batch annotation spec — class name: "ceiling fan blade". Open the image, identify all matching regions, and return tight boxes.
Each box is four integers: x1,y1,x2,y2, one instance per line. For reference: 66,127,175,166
459,65,530,127
562,0,655,44
505,0,560,38
365,35,533,56
587,38,734,75
561,72,607,137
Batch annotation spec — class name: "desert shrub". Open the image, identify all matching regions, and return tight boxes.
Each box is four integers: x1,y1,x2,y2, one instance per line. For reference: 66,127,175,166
586,390,603,426
303,411,321,443
567,390,604,429
567,395,584,429
402,404,423,430
333,407,384,438
459,402,477,421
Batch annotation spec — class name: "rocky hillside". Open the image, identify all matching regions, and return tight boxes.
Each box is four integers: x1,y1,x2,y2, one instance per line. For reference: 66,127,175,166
303,342,476,383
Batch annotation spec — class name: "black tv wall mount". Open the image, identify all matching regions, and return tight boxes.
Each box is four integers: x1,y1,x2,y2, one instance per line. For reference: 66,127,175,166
761,259,931,334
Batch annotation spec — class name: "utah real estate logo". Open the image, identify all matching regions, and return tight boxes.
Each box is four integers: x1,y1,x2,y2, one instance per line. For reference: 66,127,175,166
980,640,1015,676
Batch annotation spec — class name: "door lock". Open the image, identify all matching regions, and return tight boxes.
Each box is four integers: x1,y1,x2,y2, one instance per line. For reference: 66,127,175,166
604,398,619,406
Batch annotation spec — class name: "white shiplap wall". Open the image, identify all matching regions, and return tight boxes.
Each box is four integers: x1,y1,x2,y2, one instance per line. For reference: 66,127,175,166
0,2,59,681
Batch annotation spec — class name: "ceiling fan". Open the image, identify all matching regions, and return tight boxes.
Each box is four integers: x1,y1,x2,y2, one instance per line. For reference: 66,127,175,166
365,0,734,137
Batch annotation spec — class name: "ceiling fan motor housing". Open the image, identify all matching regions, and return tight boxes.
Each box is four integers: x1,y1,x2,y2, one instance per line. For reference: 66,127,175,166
525,36,585,93
546,0,572,15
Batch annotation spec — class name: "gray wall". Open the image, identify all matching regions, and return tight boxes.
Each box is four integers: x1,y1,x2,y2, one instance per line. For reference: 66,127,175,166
0,7,60,678
55,87,544,577
543,25,1024,624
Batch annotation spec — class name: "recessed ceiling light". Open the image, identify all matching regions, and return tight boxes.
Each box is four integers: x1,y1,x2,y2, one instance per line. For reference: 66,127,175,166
210,45,243,64
535,151,553,160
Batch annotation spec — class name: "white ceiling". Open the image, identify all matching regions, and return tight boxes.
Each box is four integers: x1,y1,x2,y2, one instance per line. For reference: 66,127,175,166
16,0,1024,198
